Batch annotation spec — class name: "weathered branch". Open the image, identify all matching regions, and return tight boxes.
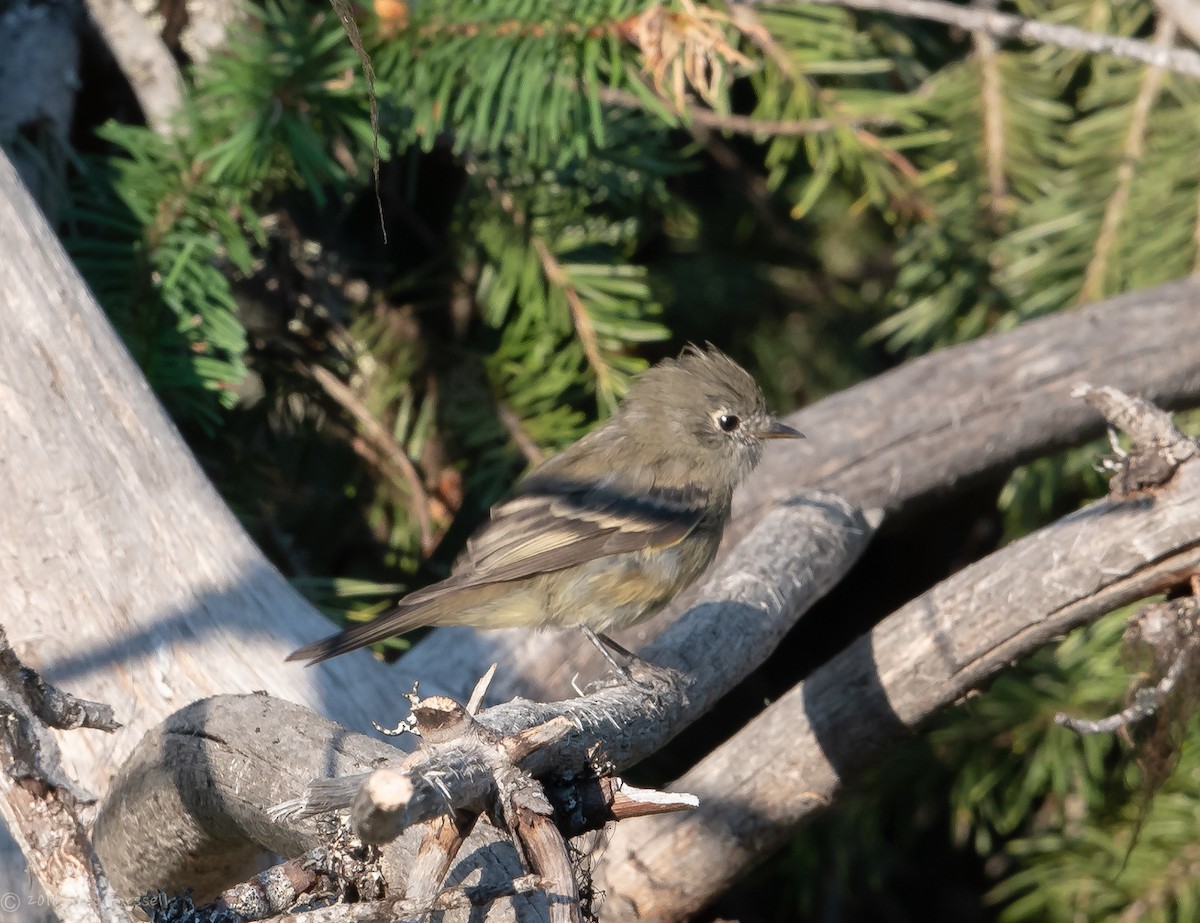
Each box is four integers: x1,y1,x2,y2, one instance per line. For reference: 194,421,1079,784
94,493,870,904
595,387,1200,920
762,0,1200,79
82,0,183,133
0,628,130,923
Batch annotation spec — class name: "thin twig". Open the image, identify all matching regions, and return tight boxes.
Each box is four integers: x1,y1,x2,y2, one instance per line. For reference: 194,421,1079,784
1081,20,1176,304
750,0,1200,79
972,0,1009,220
301,363,434,554
1151,0,1200,49
596,85,896,137
530,238,615,405
0,628,132,923
1055,637,1197,734
694,126,808,251
496,400,546,465
466,663,498,716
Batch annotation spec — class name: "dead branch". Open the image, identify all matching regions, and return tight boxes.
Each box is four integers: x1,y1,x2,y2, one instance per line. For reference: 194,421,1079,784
6,132,1200,919
0,147,409,802
771,0,1200,79
0,628,130,923
596,387,1200,920
82,0,183,133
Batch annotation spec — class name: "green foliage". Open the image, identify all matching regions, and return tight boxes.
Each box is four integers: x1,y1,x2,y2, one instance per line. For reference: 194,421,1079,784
931,609,1134,855
374,0,649,163
464,114,679,418
196,0,386,202
66,124,258,428
65,0,384,427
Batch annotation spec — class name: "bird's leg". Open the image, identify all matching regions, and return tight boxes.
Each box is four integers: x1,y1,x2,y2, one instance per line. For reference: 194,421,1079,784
580,626,643,685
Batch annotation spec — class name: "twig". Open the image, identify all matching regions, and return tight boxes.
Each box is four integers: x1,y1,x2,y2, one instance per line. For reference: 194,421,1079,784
1073,384,1198,468
497,401,546,465
1081,20,1177,304
215,856,321,918
0,628,131,923
301,362,435,555
1055,641,1196,734
531,238,616,408
972,0,1009,220
403,812,477,909
757,0,1200,79
467,662,499,715
595,85,897,137
508,798,582,923
265,874,550,922
17,668,121,733
1151,0,1200,49
208,871,550,922
1056,589,1200,736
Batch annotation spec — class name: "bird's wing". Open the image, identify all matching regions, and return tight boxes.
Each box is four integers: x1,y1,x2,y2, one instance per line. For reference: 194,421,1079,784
444,478,710,587
287,480,708,665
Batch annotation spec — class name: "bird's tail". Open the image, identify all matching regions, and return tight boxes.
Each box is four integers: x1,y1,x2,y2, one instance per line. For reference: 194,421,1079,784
286,604,436,666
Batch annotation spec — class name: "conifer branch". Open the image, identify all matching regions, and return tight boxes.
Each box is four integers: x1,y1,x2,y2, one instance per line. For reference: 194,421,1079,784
972,0,1008,220
302,363,435,555
763,0,1200,78
477,169,621,414
1081,20,1176,304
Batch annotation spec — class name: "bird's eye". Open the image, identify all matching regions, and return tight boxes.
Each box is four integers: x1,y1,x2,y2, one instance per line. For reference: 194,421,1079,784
717,413,741,433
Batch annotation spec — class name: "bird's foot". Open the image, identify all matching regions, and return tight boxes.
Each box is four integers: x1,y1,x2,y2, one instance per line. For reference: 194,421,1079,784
579,627,668,692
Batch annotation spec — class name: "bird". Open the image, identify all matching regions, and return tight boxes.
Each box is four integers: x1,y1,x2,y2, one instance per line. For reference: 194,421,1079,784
287,344,802,667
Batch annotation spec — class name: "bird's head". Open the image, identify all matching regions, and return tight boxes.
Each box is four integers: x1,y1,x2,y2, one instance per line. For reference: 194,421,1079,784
617,344,803,492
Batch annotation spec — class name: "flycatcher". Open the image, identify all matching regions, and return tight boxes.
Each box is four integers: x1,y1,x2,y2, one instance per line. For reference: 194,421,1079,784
288,345,802,666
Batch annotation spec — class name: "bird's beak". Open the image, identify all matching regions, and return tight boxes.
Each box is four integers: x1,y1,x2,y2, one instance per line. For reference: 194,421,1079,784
758,418,804,440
